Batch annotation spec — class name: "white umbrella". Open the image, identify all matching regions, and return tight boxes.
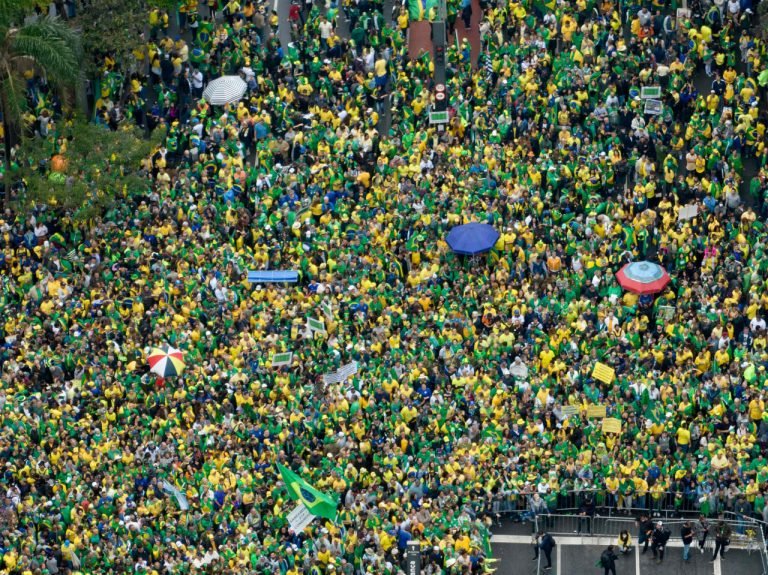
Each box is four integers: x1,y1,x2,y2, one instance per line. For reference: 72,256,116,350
202,75,248,106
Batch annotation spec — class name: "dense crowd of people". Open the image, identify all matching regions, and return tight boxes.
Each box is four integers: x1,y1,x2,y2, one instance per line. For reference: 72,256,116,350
2,0,768,573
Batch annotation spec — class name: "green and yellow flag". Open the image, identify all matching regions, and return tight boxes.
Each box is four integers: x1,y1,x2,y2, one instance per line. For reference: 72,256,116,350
408,0,437,21
278,464,338,520
532,0,556,13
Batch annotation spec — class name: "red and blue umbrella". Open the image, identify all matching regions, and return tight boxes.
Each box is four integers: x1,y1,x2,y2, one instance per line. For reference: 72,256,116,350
615,261,670,295
446,223,500,256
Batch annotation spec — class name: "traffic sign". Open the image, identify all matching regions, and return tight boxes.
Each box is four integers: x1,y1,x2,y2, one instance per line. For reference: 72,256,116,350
435,92,445,101
435,83,445,92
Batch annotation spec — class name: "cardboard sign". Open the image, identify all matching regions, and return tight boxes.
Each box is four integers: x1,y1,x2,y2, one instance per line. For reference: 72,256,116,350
640,86,661,99
271,352,293,367
587,404,607,419
677,204,699,221
658,306,676,321
592,362,616,385
322,361,359,385
644,99,663,115
287,503,315,533
307,317,326,333
561,405,580,419
602,417,622,434
321,300,334,320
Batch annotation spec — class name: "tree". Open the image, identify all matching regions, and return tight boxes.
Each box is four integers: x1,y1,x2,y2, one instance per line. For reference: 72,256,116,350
0,0,81,207
73,0,180,78
16,116,162,220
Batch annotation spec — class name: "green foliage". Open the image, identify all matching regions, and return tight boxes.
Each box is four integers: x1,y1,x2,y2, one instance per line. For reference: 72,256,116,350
0,0,39,28
759,3,768,40
74,0,146,77
17,117,162,220
74,0,180,77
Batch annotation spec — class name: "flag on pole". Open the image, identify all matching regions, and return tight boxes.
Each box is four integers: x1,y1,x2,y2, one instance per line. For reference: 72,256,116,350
277,464,338,520
532,0,556,13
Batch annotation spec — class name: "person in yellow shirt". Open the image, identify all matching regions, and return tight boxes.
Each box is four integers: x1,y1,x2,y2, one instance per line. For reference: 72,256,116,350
749,395,765,422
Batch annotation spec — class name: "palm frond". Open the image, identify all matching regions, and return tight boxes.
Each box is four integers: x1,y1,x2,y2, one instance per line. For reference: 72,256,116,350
0,68,28,126
10,16,81,86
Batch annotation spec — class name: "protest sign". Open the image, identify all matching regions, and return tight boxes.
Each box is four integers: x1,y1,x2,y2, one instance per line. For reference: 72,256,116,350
644,99,662,115
677,204,698,221
561,405,580,418
592,362,615,385
602,417,622,434
640,86,661,99
587,404,607,418
271,352,293,367
287,502,315,533
322,361,359,385
307,317,326,333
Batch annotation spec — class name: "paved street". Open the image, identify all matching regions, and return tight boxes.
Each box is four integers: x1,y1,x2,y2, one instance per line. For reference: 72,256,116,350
491,535,764,575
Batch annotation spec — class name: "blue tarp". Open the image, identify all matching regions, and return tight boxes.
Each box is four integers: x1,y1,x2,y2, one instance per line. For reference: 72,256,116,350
247,270,299,283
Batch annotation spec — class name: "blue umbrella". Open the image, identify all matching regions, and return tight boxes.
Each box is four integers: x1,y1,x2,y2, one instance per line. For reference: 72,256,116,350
446,223,500,256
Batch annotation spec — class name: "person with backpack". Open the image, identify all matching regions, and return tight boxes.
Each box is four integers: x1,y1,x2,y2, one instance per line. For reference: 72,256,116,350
599,545,618,575
533,530,555,571
712,520,732,561
681,521,694,562
651,521,671,564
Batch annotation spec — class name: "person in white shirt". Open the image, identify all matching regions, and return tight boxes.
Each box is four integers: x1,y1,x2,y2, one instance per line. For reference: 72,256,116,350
190,68,204,97
318,17,333,47
751,316,766,332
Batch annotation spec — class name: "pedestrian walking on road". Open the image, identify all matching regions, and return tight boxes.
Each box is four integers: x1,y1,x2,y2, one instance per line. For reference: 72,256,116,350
599,545,618,575
696,515,710,554
712,520,732,562
651,522,670,564
638,514,654,554
681,521,694,562
532,530,555,571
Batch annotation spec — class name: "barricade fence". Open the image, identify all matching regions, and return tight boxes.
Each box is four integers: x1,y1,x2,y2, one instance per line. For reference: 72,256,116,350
484,488,768,523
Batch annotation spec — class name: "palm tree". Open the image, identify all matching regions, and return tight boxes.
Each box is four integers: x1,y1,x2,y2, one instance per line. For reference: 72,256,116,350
1,0,81,207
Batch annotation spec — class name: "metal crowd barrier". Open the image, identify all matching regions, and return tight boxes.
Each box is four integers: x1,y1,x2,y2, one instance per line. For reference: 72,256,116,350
492,488,768,522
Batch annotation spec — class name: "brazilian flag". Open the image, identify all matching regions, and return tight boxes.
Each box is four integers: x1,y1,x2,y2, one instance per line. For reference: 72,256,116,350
278,464,338,520
532,0,556,13
408,0,436,21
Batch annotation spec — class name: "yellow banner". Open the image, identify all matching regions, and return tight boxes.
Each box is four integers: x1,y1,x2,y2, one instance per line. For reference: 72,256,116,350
592,362,616,384
587,404,607,418
602,417,622,434
561,405,580,418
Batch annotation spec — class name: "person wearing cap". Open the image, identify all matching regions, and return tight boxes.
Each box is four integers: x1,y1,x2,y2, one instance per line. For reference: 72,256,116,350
651,522,670,564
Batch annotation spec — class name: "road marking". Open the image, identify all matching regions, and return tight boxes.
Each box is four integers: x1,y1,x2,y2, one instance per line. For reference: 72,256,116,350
556,541,562,575
635,539,640,575
713,556,722,575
